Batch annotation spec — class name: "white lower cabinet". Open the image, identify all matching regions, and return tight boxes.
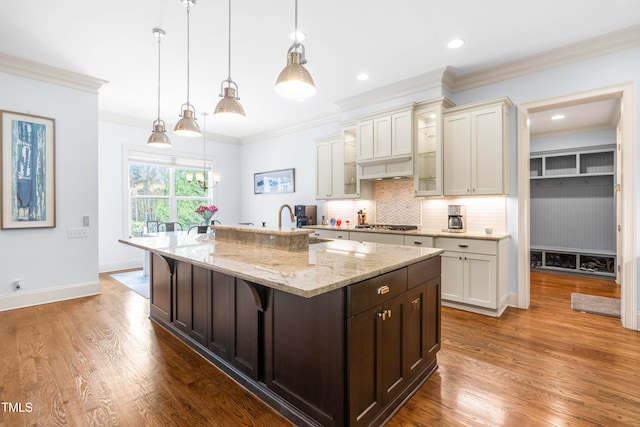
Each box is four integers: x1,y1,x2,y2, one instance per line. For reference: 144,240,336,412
310,229,349,240
403,235,433,247
435,237,509,317
349,231,404,245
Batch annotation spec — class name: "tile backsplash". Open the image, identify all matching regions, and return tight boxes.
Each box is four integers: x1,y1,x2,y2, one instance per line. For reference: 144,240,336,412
325,179,507,232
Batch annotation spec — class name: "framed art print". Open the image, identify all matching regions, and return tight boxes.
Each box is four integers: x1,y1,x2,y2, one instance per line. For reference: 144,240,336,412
1,110,56,229
254,168,295,194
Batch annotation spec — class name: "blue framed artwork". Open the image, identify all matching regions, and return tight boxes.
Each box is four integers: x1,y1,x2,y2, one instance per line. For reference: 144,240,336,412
1,111,56,229
254,168,295,194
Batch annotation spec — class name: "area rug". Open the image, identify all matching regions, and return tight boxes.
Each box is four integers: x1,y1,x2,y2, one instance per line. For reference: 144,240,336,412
110,270,150,299
571,293,620,318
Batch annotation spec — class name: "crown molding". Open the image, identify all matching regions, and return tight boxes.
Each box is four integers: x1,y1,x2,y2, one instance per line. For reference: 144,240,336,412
0,52,107,94
334,67,449,111
99,111,241,145
451,24,640,93
240,113,342,145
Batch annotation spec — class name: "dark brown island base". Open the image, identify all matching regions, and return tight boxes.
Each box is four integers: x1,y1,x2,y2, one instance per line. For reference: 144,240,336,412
120,231,442,427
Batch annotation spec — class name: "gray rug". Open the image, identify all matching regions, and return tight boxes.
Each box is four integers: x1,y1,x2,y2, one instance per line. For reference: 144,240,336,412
110,270,150,299
571,293,620,318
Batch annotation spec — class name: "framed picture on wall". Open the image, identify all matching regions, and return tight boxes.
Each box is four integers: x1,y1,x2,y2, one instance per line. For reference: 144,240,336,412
254,168,295,194
1,110,56,229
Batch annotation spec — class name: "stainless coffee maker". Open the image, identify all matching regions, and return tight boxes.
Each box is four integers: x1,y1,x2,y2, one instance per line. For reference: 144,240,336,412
447,205,466,232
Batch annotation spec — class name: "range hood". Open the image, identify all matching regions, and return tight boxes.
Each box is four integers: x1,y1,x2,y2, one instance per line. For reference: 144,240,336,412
358,154,413,180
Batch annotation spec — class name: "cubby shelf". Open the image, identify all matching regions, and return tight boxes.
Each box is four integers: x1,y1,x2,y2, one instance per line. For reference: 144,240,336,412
530,248,616,278
530,147,615,179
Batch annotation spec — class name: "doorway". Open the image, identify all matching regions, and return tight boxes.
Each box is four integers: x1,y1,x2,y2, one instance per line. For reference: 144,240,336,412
516,83,637,330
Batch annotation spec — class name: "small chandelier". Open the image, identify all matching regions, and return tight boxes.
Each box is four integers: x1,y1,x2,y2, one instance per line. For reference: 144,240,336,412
274,0,316,101
147,28,172,147
214,0,246,120
186,113,220,190
174,0,201,137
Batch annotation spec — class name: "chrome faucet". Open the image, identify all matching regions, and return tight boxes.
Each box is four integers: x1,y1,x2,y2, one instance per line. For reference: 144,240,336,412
278,204,295,228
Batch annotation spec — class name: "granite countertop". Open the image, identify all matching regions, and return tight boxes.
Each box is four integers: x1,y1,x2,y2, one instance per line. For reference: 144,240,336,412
304,225,509,241
119,234,443,298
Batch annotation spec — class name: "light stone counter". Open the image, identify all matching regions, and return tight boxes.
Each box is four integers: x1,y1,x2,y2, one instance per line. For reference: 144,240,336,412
119,234,443,298
303,225,509,241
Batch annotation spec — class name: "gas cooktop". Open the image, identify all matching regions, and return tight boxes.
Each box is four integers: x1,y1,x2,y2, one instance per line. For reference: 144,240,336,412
354,224,418,231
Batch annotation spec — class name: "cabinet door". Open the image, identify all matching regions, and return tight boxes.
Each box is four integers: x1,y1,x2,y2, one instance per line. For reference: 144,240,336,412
465,253,497,308
391,110,412,156
315,141,331,199
358,120,374,160
373,116,392,158
404,284,426,379
425,277,441,361
348,304,383,427
440,251,464,302
414,108,441,196
443,112,471,195
231,279,260,379
174,262,208,345
381,293,406,403
330,138,345,198
471,106,503,194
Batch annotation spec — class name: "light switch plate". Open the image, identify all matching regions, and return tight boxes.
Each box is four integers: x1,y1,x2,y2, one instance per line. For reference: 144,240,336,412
67,228,89,238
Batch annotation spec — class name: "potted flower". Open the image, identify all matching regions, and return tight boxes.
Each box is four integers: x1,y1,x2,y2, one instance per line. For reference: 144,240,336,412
195,205,219,224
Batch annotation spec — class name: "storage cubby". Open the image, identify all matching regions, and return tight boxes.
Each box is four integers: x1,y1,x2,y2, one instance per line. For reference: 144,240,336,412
531,248,615,278
530,145,616,278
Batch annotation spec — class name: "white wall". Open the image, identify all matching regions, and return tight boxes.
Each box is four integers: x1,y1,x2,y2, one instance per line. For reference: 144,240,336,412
531,128,616,153
239,122,340,228
0,72,99,310
98,121,242,272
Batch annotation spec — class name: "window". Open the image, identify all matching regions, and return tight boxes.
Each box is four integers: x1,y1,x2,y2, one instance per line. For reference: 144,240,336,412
126,147,214,237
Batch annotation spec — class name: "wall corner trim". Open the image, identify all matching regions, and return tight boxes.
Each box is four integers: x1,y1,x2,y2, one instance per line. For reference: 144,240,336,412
0,52,108,94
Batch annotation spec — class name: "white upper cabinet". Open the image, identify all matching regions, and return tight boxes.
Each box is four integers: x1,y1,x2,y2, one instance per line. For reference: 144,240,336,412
413,97,455,197
315,129,362,200
356,105,415,179
443,97,512,196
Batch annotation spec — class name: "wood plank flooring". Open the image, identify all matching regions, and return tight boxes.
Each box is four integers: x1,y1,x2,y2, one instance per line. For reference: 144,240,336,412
1,270,638,426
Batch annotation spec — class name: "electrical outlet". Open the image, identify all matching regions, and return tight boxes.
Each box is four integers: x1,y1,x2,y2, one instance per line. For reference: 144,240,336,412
67,228,89,238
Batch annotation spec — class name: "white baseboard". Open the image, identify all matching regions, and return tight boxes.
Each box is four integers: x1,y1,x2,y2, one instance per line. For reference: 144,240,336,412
99,258,143,273
0,281,100,312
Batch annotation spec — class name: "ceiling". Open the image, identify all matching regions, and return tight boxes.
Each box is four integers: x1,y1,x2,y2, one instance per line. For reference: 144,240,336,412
0,0,638,142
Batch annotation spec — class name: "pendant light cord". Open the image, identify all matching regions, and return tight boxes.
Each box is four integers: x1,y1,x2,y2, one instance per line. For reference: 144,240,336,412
156,33,162,122
226,0,232,81
186,3,192,105
294,0,298,43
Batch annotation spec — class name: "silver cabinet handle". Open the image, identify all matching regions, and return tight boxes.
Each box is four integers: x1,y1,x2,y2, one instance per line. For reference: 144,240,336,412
377,285,390,295
458,244,469,248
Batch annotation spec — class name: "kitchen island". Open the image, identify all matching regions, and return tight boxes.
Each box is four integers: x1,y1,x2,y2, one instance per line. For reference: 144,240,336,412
119,231,443,427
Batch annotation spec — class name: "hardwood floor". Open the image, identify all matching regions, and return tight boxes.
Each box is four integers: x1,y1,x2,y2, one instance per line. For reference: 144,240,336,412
1,271,638,426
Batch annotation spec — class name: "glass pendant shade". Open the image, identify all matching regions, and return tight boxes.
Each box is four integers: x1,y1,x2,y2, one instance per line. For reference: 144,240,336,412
147,121,172,147
174,107,201,137
214,87,246,120
275,51,316,100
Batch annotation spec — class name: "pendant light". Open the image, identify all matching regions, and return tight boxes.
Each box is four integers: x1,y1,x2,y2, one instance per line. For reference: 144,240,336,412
214,0,246,120
274,0,316,101
174,0,201,137
147,28,172,147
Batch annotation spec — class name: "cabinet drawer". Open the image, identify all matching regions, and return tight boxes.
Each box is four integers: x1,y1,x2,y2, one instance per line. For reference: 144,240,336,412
311,229,349,240
434,238,497,255
348,268,407,316
408,257,440,289
404,235,433,247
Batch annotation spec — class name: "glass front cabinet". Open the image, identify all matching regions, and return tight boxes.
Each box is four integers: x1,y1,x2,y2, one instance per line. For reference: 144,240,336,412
414,97,455,197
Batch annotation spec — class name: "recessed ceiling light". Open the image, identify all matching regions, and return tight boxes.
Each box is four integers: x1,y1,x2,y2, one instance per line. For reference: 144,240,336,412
357,73,370,81
289,31,306,41
447,39,465,49
551,114,565,120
